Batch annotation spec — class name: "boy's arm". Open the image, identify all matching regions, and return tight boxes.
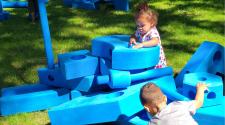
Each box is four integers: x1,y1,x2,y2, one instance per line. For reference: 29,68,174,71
194,83,208,109
133,37,159,48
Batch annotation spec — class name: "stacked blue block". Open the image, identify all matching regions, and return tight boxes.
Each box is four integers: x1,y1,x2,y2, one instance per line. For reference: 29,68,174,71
38,67,95,92
92,35,160,70
0,84,70,116
175,41,224,88
58,50,99,80
183,72,223,107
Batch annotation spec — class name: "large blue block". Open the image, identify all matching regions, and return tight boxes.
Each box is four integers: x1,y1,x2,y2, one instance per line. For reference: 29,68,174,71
175,41,224,87
194,97,225,125
183,72,223,107
0,84,70,116
92,35,160,70
58,50,99,80
38,67,95,92
48,74,185,125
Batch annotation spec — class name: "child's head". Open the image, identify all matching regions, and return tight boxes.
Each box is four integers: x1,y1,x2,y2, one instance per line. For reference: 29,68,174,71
140,83,167,115
135,3,158,35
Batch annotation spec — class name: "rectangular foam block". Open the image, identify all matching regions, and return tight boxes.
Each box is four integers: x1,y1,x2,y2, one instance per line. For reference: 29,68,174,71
48,75,184,125
183,72,223,107
38,67,95,92
58,50,99,80
0,84,70,116
175,41,224,88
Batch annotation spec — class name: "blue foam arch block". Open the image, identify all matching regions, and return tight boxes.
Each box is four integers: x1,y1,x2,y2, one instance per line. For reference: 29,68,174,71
48,74,184,125
175,41,224,88
183,72,223,107
58,50,99,80
38,67,95,92
0,84,70,116
92,35,160,70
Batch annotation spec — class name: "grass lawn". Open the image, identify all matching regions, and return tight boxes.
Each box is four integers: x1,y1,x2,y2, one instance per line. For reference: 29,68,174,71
0,0,224,124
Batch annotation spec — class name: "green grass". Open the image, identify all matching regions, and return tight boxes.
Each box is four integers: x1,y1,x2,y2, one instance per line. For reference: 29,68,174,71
0,0,224,124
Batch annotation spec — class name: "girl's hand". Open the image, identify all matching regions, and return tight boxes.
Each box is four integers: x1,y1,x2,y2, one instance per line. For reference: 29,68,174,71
129,38,137,45
133,43,144,49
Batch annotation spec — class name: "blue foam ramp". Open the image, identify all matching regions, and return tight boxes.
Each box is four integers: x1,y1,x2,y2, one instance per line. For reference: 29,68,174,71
92,35,160,70
38,67,95,92
0,84,70,116
58,50,99,80
183,72,223,107
48,73,184,125
175,41,224,87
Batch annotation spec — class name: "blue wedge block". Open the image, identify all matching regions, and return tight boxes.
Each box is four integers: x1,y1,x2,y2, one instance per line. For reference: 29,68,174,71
183,72,223,107
58,50,99,80
92,35,160,70
175,41,224,88
0,84,70,116
38,67,95,92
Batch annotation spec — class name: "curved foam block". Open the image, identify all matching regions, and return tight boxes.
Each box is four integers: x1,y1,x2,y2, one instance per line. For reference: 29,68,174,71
92,35,160,70
58,50,99,80
183,72,223,107
0,84,70,116
175,41,224,88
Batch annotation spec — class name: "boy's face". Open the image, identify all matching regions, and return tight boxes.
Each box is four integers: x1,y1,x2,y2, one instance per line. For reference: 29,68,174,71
136,16,152,35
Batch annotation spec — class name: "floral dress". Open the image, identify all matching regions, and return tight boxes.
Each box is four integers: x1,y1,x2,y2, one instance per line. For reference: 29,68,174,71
135,27,167,68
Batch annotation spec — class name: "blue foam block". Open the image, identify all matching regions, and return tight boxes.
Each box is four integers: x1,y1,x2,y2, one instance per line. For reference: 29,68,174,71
48,74,184,125
38,67,95,92
175,41,225,88
0,11,9,21
194,97,225,125
183,72,223,107
99,58,110,75
92,35,160,70
113,0,129,11
0,84,70,116
2,1,28,8
58,50,99,80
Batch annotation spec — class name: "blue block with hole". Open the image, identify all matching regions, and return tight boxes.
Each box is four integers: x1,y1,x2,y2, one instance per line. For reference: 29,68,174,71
175,41,224,88
48,72,188,125
38,67,95,92
0,84,70,116
58,50,99,80
183,72,223,107
92,35,160,70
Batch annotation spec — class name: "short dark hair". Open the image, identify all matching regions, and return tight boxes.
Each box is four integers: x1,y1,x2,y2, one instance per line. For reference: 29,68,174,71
140,82,164,106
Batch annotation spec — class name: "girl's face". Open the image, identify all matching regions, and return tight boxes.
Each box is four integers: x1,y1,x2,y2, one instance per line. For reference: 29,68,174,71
136,16,152,35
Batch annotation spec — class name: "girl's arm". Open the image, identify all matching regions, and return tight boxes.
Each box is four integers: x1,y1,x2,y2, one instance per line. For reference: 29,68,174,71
133,37,159,48
130,33,138,45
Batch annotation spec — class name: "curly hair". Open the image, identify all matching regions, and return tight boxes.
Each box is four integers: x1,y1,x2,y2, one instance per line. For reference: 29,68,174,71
135,2,158,27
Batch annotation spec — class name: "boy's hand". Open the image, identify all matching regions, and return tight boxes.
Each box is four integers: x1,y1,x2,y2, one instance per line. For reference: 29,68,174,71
129,38,137,45
196,83,209,92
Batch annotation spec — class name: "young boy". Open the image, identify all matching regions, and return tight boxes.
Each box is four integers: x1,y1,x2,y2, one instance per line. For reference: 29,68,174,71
140,82,208,125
